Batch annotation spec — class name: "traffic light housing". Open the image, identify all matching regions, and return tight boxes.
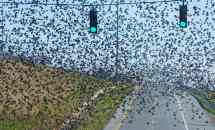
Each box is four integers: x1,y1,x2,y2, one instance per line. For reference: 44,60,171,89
179,5,187,28
89,9,97,33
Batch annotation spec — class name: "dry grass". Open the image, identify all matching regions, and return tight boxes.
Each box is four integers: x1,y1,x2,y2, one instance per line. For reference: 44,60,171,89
0,58,84,130
0,57,134,130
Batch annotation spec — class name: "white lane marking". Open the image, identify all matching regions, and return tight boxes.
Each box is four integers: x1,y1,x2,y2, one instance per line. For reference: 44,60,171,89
175,94,190,130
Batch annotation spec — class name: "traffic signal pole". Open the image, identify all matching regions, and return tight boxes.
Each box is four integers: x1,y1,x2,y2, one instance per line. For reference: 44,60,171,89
115,0,119,83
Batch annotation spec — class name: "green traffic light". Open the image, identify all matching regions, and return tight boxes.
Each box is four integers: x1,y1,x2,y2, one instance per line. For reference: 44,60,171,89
90,27,97,33
180,21,187,28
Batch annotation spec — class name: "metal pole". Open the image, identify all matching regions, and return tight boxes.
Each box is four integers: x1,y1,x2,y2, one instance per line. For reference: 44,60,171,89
0,3,3,48
115,0,119,82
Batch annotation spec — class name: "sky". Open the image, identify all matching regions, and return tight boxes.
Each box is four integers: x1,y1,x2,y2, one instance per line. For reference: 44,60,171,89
0,0,215,89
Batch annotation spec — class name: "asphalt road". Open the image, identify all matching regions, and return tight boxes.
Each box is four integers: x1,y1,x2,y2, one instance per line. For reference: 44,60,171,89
104,85,215,130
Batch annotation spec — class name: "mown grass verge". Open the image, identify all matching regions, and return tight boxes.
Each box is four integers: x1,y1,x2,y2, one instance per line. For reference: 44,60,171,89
188,88,215,115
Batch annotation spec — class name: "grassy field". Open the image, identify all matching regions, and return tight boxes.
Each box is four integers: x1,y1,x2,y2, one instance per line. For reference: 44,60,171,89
187,88,215,115
0,57,134,130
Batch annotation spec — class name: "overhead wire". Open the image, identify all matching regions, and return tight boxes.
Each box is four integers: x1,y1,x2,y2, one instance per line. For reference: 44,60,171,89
0,0,182,6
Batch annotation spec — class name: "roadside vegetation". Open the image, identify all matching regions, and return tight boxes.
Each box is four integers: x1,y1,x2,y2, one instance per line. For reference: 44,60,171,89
0,57,134,130
187,88,215,115
76,83,133,130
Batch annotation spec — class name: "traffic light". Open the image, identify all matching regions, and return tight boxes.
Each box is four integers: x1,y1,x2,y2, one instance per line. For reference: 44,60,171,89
179,5,187,28
89,9,97,33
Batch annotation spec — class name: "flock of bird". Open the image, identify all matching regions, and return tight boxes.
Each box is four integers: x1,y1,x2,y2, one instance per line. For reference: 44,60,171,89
0,0,215,90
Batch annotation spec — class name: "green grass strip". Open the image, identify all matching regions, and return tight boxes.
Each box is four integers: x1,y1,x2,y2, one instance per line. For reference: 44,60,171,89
190,90,215,115
76,85,134,130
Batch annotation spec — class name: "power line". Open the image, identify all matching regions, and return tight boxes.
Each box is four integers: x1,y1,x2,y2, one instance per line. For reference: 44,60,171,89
0,0,182,6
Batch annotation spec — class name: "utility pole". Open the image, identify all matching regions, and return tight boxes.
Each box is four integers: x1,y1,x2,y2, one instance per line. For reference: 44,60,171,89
115,0,119,82
0,3,3,46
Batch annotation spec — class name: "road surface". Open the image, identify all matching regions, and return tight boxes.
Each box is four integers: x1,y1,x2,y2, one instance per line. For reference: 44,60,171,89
104,85,215,130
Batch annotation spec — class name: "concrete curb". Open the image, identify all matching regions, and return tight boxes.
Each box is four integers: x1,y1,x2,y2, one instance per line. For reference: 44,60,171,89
103,85,141,130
